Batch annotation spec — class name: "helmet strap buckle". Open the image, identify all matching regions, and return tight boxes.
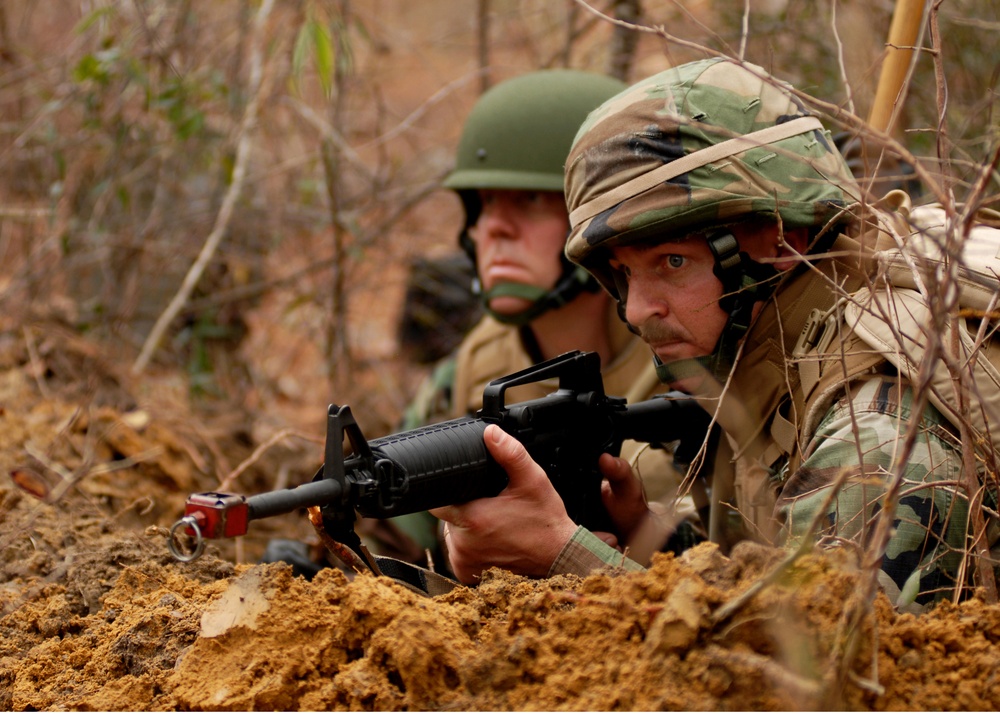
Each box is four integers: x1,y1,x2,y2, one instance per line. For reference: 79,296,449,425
706,230,779,374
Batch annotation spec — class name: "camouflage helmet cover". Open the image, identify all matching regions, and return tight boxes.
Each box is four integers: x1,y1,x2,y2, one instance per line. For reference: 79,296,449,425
564,58,861,296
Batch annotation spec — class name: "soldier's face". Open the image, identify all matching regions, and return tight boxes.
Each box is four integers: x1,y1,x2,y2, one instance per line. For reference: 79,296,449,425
469,189,569,316
608,222,807,391
609,237,728,384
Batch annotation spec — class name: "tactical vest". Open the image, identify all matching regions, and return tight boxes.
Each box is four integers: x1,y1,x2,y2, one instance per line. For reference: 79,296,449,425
696,224,884,549
703,192,1000,550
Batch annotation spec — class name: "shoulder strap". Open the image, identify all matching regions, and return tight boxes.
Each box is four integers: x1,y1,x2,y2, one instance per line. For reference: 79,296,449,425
840,192,1000,471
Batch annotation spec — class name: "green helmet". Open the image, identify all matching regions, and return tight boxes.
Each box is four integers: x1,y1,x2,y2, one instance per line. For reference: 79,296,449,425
445,70,629,193
563,58,861,379
445,70,628,326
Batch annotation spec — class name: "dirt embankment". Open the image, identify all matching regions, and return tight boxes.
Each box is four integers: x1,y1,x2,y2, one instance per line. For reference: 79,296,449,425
2,326,1000,712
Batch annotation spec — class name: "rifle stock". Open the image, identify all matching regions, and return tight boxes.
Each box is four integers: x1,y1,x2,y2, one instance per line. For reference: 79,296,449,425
167,350,709,569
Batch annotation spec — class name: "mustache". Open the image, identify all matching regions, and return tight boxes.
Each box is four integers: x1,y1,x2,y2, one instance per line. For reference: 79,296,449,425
634,319,685,345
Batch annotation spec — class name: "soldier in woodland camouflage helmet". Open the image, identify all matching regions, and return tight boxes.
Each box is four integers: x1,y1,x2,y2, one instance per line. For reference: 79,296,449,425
564,56,861,384
434,58,989,613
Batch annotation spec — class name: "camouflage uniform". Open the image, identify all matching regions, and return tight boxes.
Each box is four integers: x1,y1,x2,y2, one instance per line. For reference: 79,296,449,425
553,57,997,611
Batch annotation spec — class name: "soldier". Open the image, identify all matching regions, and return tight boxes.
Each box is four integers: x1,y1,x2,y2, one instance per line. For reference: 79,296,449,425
367,69,701,570
432,57,999,611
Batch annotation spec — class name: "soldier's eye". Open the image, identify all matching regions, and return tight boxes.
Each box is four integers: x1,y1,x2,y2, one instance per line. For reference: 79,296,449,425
666,255,685,269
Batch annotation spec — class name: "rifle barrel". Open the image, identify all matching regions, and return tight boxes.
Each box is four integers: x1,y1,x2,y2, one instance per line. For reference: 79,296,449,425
620,395,704,445
247,478,344,521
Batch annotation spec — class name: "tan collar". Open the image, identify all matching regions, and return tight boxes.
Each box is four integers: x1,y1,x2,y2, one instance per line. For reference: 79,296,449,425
693,233,874,464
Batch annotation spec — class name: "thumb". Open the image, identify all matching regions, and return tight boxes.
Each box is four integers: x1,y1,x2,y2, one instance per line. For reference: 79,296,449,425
483,424,540,486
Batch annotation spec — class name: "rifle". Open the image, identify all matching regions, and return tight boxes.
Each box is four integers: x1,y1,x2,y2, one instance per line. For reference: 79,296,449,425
167,350,710,579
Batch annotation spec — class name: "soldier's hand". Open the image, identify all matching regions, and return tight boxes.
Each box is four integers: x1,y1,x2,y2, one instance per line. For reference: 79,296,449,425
430,424,577,585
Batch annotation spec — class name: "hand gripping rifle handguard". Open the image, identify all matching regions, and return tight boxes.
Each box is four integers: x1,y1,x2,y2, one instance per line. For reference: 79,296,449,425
167,351,710,580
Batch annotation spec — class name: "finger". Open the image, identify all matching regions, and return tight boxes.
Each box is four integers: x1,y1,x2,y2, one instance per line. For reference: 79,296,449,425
599,452,632,485
599,453,642,500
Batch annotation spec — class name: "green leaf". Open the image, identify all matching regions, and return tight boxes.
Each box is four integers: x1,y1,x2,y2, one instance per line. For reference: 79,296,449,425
74,5,116,34
310,20,335,98
292,23,311,79
896,568,922,609
334,18,354,75
72,54,104,84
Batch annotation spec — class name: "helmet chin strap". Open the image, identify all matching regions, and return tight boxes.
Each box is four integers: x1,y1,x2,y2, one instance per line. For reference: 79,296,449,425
476,263,598,326
476,281,549,325
644,231,780,386
652,354,715,384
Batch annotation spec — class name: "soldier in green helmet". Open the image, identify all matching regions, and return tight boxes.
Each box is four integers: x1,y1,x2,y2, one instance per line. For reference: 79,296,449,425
360,69,701,573
432,57,999,612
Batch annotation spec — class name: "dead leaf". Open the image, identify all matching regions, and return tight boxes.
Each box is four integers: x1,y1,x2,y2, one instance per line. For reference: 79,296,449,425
200,567,272,637
10,467,50,500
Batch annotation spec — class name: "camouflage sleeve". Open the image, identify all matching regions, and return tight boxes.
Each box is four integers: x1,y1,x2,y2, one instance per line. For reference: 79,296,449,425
776,376,968,611
548,526,645,577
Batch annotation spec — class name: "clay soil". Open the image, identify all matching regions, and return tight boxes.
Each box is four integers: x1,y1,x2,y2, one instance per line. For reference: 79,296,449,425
0,326,999,712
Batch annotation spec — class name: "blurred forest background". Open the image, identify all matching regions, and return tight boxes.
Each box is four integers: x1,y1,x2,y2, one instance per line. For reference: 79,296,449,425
0,0,997,446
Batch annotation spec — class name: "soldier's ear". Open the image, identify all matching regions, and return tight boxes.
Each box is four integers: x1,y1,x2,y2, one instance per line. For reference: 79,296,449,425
773,227,810,271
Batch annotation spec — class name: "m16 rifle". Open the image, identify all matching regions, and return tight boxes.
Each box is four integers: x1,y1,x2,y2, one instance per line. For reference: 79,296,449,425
167,350,710,581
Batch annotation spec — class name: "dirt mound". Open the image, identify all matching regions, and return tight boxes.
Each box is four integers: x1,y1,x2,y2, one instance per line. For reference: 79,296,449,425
2,325,1000,712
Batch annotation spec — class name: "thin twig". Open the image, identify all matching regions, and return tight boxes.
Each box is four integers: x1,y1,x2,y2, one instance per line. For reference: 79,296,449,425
829,0,856,117
22,326,52,400
216,428,322,493
738,0,749,61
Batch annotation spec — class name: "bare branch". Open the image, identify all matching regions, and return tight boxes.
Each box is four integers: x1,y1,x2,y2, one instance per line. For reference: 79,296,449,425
131,0,277,375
